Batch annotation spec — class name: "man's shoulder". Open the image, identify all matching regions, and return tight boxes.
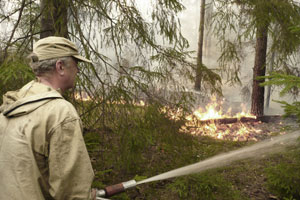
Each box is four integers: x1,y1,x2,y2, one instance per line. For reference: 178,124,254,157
46,98,79,117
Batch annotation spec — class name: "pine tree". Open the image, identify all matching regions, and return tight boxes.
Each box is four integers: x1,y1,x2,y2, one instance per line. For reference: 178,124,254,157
250,0,269,116
212,0,300,116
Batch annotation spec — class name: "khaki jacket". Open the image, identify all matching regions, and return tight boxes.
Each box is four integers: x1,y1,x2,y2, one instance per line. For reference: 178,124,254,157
0,80,94,200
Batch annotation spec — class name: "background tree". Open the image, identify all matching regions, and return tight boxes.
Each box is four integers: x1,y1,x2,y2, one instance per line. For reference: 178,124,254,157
40,0,69,38
265,43,276,109
194,0,206,91
195,0,222,95
250,0,269,116
211,0,300,116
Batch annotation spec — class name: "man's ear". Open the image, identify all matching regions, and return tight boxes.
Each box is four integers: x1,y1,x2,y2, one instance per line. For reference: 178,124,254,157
56,60,65,76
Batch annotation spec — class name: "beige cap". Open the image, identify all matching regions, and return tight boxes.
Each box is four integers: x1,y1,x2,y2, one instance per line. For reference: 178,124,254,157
33,36,91,63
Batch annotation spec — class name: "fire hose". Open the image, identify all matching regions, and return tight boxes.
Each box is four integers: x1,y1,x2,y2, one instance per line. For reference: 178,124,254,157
96,180,137,199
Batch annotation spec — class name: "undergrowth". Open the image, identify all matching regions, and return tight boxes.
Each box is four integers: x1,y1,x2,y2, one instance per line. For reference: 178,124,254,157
265,146,300,200
169,172,243,200
84,104,252,200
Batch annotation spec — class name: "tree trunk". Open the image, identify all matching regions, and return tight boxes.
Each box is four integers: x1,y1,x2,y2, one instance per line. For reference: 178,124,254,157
194,0,206,91
251,24,269,117
204,0,213,56
266,25,279,109
266,50,275,109
40,0,69,38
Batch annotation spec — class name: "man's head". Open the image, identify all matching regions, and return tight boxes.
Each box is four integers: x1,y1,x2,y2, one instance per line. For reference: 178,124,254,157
28,36,91,92
32,36,91,63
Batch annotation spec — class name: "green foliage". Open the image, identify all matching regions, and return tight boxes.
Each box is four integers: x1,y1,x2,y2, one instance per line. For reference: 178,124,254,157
217,40,242,85
67,0,198,130
199,63,223,96
265,147,300,200
274,100,300,124
0,57,34,104
290,25,300,43
211,0,245,85
260,72,300,96
212,0,300,85
266,164,300,200
169,171,243,200
260,72,300,123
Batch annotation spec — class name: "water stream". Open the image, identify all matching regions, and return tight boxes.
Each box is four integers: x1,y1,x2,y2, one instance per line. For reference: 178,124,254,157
137,130,300,185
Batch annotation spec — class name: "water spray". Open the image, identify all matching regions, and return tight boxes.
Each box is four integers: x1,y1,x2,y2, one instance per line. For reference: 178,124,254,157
96,130,300,199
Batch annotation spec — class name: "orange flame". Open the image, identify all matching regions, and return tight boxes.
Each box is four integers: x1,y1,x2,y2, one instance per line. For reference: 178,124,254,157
166,96,262,141
74,91,92,101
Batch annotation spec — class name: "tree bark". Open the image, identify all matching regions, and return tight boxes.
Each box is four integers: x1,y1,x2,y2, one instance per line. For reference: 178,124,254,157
194,0,206,91
40,0,69,38
251,23,269,117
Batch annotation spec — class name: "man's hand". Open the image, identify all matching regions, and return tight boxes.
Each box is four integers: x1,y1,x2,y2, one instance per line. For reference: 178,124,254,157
91,188,97,200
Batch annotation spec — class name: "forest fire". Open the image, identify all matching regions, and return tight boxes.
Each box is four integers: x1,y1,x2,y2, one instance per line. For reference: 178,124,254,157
74,91,285,142
177,97,279,142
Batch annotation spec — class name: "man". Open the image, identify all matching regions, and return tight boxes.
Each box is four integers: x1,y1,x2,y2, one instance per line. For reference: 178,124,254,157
0,36,95,199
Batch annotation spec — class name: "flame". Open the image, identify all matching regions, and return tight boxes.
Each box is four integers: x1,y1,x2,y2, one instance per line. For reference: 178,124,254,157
193,96,228,120
73,92,147,107
74,91,92,101
139,100,145,106
192,99,255,121
170,96,263,141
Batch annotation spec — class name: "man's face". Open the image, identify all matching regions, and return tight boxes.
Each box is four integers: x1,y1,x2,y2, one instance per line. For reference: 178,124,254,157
63,57,79,90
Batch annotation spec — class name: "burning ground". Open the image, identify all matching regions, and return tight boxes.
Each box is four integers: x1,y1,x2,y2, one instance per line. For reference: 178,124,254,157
181,112,298,142
164,96,298,142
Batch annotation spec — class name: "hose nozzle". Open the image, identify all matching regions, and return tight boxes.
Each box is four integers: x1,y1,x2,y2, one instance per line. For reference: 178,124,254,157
96,180,137,198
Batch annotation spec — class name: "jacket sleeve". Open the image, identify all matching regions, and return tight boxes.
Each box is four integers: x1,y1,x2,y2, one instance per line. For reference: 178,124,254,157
48,117,94,200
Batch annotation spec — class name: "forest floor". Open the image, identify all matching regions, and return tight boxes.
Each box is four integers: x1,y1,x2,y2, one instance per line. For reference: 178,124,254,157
85,112,300,200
